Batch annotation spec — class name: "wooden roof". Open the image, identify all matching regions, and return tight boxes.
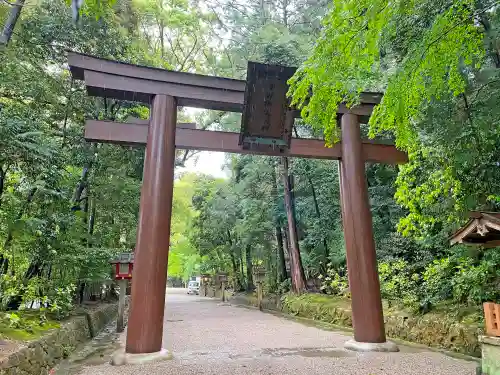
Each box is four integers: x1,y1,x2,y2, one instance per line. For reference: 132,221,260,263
449,211,500,247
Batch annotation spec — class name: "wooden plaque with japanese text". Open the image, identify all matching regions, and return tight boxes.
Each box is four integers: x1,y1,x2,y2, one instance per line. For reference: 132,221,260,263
239,62,296,152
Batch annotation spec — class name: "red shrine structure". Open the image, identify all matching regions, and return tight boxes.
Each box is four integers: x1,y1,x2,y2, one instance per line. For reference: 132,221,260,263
68,52,407,355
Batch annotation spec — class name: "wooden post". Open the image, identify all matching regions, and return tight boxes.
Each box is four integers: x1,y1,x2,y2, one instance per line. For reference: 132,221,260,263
117,278,127,333
221,281,226,302
339,113,386,344
484,302,500,337
125,95,177,354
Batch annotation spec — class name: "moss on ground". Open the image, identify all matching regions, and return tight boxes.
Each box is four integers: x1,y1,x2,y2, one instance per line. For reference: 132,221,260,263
279,293,484,357
0,310,60,341
283,293,482,325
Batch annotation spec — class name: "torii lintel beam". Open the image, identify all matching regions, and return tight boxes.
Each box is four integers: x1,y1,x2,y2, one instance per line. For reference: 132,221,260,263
68,52,381,120
85,120,408,164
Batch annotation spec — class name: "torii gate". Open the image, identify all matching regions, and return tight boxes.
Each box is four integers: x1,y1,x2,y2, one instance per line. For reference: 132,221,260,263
68,53,407,356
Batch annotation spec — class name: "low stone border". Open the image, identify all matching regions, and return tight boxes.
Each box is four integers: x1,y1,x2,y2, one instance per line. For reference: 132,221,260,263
230,293,483,358
0,302,122,375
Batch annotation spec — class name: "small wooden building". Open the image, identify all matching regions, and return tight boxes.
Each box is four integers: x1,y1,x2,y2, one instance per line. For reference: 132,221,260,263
449,211,500,247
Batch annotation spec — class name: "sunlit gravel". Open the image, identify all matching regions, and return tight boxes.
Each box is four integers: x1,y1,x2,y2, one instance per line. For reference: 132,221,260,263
74,288,477,375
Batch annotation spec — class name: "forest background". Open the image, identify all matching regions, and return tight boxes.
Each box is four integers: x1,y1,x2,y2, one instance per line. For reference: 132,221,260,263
1,0,500,322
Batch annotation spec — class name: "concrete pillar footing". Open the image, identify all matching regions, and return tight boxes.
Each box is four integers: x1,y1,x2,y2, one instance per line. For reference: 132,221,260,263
344,339,399,352
479,335,500,375
111,348,173,366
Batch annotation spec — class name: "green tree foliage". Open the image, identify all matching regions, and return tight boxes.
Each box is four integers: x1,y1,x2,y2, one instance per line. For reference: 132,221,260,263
0,0,216,314
288,0,500,236
66,0,118,21
0,1,144,311
289,0,486,147
167,173,202,283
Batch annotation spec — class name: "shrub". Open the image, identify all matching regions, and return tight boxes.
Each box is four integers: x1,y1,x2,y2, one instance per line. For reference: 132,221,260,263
451,257,500,305
277,278,291,295
22,277,44,308
313,248,500,315
422,257,454,305
5,312,21,328
46,284,76,320
318,265,348,296
378,260,421,310
0,274,21,310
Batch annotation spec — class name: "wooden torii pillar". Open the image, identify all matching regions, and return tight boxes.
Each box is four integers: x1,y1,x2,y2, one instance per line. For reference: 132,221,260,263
68,53,406,356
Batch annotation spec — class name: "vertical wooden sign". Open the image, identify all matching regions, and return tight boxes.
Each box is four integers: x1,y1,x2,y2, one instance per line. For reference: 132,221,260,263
240,62,296,152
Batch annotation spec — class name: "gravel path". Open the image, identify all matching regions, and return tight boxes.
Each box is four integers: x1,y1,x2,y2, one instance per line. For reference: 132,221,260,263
74,288,477,375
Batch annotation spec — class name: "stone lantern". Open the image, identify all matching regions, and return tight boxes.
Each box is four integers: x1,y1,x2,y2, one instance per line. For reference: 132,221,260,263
201,273,211,297
216,272,228,302
110,252,134,333
252,266,266,311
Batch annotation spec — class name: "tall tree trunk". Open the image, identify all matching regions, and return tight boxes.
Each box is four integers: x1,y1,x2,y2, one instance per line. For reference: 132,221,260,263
245,245,254,291
0,0,25,46
24,260,43,279
72,166,89,211
72,143,97,211
0,165,7,207
159,21,165,58
227,230,242,291
83,189,89,224
240,252,245,286
4,258,41,310
307,175,329,266
77,188,90,303
282,225,289,251
260,0,266,24
88,197,96,237
275,226,287,283
281,157,307,293
290,173,307,284
158,0,165,58
230,251,242,291
282,0,288,27
271,163,287,282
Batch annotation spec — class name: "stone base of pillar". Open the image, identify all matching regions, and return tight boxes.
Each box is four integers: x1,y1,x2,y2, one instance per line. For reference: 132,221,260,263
111,348,173,366
344,339,399,352
480,335,500,375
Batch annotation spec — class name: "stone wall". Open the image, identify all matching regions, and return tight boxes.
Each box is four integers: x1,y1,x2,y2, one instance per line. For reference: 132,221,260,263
0,302,120,375
384,313,482,357
229,293,483,358
231,293,281,312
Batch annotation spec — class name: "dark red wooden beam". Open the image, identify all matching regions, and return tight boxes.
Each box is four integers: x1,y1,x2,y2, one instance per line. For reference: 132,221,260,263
68,52,245,91
85,120,408,164
83,70,244,112
68,52,382,117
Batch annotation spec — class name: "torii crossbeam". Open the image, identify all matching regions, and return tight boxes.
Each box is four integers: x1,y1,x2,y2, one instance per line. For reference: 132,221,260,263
68,52,407,356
